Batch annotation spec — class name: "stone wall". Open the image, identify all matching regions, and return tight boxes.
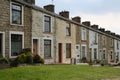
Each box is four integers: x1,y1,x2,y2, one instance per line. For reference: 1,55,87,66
0,0,32,58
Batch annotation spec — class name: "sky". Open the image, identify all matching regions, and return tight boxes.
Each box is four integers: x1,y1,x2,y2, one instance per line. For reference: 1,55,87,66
35,0,120,34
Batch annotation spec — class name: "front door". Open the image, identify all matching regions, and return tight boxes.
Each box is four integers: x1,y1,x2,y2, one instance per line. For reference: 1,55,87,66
76,45,80,63
33,39,38,55
0,34,2,56
58,43,62,63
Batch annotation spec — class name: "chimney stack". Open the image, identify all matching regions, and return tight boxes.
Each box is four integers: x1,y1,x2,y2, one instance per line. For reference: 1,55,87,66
44,4,55,12
23,0,35,4
59,11,69,19
99,28,105,32
82,21,91,26
91,25,99,29
111,32,115,36
105,30,111,34
72,16,81,23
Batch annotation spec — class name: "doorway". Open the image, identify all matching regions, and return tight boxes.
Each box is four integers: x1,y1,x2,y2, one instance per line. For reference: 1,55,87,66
76,45,80,63
33,39,38,55
58,43,62,63
0,34,3,56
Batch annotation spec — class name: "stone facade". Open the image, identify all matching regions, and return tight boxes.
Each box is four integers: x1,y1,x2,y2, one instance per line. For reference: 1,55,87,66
56,18,76,64
1,0,120,64
0,0,32,58
32,9,56,64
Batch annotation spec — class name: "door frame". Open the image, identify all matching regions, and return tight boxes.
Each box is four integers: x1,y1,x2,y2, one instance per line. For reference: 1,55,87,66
76,44,80,63
0,32,5,57
58,43,62,63
32,37,40,55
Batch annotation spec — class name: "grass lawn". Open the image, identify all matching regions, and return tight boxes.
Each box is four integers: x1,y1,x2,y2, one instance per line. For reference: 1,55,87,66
0,65,120,80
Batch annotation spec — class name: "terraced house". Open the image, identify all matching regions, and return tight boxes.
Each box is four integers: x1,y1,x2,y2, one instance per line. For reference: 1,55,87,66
0,0,120,64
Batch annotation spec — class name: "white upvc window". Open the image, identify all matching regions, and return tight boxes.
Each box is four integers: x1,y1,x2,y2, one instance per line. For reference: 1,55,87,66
44,15,52,33
43,38,53,59
10,2,24,25
81,45,87,58
110,38,113,47
9,31,24,58
103,36,106,46
66,23,71,36
81,27,86,40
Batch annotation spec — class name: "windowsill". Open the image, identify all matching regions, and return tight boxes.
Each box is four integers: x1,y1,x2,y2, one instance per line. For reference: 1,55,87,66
66,57,71,59
43,32,52,34
110,46,114,48
66,35,71,37
10,23,24,27
81,40,87,42
10,55,17,58
44,57,53,59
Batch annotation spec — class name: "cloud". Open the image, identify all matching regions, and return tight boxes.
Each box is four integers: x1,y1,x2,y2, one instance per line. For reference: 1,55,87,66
72,12,120,34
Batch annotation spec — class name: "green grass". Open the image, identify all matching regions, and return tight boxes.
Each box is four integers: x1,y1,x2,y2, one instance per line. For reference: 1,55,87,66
0,65,120,80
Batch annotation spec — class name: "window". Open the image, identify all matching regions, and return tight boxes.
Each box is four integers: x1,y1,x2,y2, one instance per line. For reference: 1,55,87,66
94,33,97,44
44,39,51,58
66,23,71,36
66,43,71,58
117,52,119,61
103,50,106,59
82,46,86,58
117,41,119,49
94,48,97,59
44,16,51,33
110,51,113,60
11,3,23,25
110,39,113,47
11,34,22,56
81,27,86,40
103,37,106,46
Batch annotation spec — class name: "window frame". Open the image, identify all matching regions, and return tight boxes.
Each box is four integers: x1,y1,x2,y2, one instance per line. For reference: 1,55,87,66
66,43,71,58
43,38,53,59
66,23,71,36
0,32,5,57
43,15,52,33
10,2,24,26
81,45,87,58
9,31,24,58
81,27,86,40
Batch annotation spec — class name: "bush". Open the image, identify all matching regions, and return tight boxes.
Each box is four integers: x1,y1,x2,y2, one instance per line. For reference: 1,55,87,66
10,58,19,67
100,60,107,66
17,53,26,63
33,54,44,64
0,58,9,64
20,48,31,54
81,57,87,63
0,54,3,58
26,55,33,64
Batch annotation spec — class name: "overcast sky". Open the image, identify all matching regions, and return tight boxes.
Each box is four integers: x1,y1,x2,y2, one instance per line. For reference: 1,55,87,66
35,0,120,34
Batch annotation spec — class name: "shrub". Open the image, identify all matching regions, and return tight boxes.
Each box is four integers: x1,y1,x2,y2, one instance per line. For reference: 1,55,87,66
26,55,33,64
10,58,19,67
33,54,44,64
81,57,87,63
17,53,26,63
0,58,9,64
0,54,3,58
21,48,31,54
100,60,107,66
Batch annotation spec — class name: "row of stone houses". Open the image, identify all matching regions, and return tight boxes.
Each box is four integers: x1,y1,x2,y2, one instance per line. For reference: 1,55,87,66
0,0,120,64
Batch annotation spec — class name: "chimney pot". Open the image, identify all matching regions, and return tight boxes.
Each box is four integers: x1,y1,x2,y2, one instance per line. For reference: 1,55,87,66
91,25,99,29
44,4,55,12
59,11,69,19
82,21,91,26
72,16,81,23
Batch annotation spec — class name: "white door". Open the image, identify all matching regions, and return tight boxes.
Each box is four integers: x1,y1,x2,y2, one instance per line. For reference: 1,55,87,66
76,45,80,63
